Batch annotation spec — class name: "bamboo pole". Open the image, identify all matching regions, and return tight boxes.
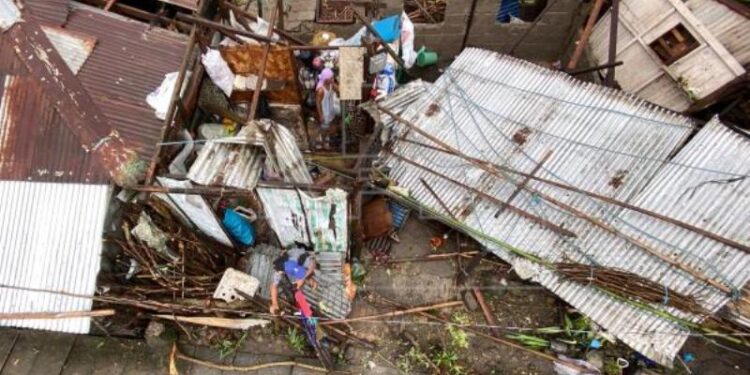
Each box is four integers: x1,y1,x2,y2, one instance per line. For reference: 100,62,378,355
247,1,279,121
319,301,463,326
567,0,606,70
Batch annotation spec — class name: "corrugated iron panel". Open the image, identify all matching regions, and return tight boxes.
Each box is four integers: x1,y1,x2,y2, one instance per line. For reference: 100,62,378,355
155,177,234,247
685,0,750,66
64,3,188,160
41,25,96,75
221,45,302,104
26,0,70,26
247,244,351,319
0,74,107,183
0,181,111,333
187,130,264,189
257,188,348,253
377,48,750,365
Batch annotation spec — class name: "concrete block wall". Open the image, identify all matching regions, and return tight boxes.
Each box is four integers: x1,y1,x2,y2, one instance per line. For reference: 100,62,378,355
465,0,585,61
276,0,585,63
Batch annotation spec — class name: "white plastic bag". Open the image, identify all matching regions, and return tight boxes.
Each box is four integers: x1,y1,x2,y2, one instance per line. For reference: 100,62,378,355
202,49,235,97
146,72,179,120
400,12,417,69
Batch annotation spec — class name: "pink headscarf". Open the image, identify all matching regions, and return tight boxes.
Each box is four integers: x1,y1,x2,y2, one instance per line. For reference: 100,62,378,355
316,68,334,91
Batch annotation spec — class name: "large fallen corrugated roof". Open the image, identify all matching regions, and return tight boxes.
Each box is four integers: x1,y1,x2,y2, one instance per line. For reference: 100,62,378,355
377,48,750,366
0,181,111,333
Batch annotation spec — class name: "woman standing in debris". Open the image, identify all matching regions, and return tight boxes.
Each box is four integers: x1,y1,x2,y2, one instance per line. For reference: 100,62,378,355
269,243,317,314
315,67,339,150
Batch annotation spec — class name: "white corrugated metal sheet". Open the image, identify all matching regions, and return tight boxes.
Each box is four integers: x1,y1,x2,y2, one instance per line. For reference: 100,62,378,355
685,0,750,66
0,181,111,333
257,188,348,253
188,120,311,189
0,0,21,31
155,177,233,247
41,26,96,75
378,48,750,366
589,0,746,112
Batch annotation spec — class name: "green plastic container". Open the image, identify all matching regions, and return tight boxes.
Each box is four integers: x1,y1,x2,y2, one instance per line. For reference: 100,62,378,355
416,46,438,67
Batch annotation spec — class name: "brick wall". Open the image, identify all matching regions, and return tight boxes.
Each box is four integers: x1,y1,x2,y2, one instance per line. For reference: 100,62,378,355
278,0,585,62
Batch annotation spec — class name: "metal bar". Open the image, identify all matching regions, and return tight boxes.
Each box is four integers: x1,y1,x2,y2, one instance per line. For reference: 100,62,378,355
387,150,577,238
567,0,606,70
605,0,620,86
319,301,463,325
145,25,197,185
350,7,407,70
494,150,553,218
421,178,458,220
567,61,623,76
248,1,280,121
378,105,736,294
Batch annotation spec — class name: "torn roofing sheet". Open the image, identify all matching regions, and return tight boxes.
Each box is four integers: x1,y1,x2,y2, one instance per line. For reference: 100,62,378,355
378,48,750,366
41,26,96,75
257,188,348,254
187,120,311,189
155,177,233,247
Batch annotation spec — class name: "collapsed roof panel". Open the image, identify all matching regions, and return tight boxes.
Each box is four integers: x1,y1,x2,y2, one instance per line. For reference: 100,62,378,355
377,48,750,365
0,181,111,333
25,0,70,26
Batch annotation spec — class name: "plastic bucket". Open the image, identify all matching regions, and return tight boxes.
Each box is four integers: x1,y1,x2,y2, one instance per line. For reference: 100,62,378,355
416,46,438,67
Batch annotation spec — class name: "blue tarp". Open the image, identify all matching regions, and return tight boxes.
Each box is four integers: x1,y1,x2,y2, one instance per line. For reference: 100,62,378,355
372,15,400,43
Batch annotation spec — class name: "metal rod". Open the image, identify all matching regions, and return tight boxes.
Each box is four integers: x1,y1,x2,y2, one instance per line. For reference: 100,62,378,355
494,150,552,218
567,61,623,76
377,104,736,294
145,26,197,185
567,0,606,70
605,0,620,86
319,301,463,325
248,1,279,121
421,178,458,220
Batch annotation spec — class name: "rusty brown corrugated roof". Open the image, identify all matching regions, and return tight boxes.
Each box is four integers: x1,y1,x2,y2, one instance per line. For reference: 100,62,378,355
26,0,70,26
0,2,188,184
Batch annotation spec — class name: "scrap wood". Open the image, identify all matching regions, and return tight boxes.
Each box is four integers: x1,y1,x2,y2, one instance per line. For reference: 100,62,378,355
153,315,270,330
0,309,115,320
320,300,463,326
171,344,327,373
387,251,480,263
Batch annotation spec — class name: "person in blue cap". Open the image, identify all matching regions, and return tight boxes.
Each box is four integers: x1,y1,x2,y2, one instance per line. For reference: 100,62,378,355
269,242,317,314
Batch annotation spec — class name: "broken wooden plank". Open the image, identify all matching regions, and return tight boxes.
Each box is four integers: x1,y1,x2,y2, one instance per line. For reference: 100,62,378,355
0,310,114,320
152,315,269,330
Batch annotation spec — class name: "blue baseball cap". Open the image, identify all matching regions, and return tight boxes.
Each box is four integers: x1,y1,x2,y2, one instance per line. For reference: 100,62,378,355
284,259,306,281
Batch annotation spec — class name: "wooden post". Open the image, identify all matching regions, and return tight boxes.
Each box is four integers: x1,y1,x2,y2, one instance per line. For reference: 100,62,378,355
605,0,620,86
145,26,197,185
247,1,280,121
567,0,606,70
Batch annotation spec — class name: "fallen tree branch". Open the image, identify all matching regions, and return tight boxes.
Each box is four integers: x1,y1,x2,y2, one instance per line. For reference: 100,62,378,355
173,344,327,373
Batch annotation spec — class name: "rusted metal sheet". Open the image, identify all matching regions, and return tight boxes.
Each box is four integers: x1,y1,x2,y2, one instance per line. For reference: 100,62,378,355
8,19,142,186
25,0,70,26
0,75,107,183
221,45,302,104
65,4,189,161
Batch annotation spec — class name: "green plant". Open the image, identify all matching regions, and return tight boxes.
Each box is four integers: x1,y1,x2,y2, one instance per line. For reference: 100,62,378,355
505,333,550,348
432,349,465,375
397,346,430,373
213,331,248,360
286,327,306,354
447,312,471,349
603,359,621,375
